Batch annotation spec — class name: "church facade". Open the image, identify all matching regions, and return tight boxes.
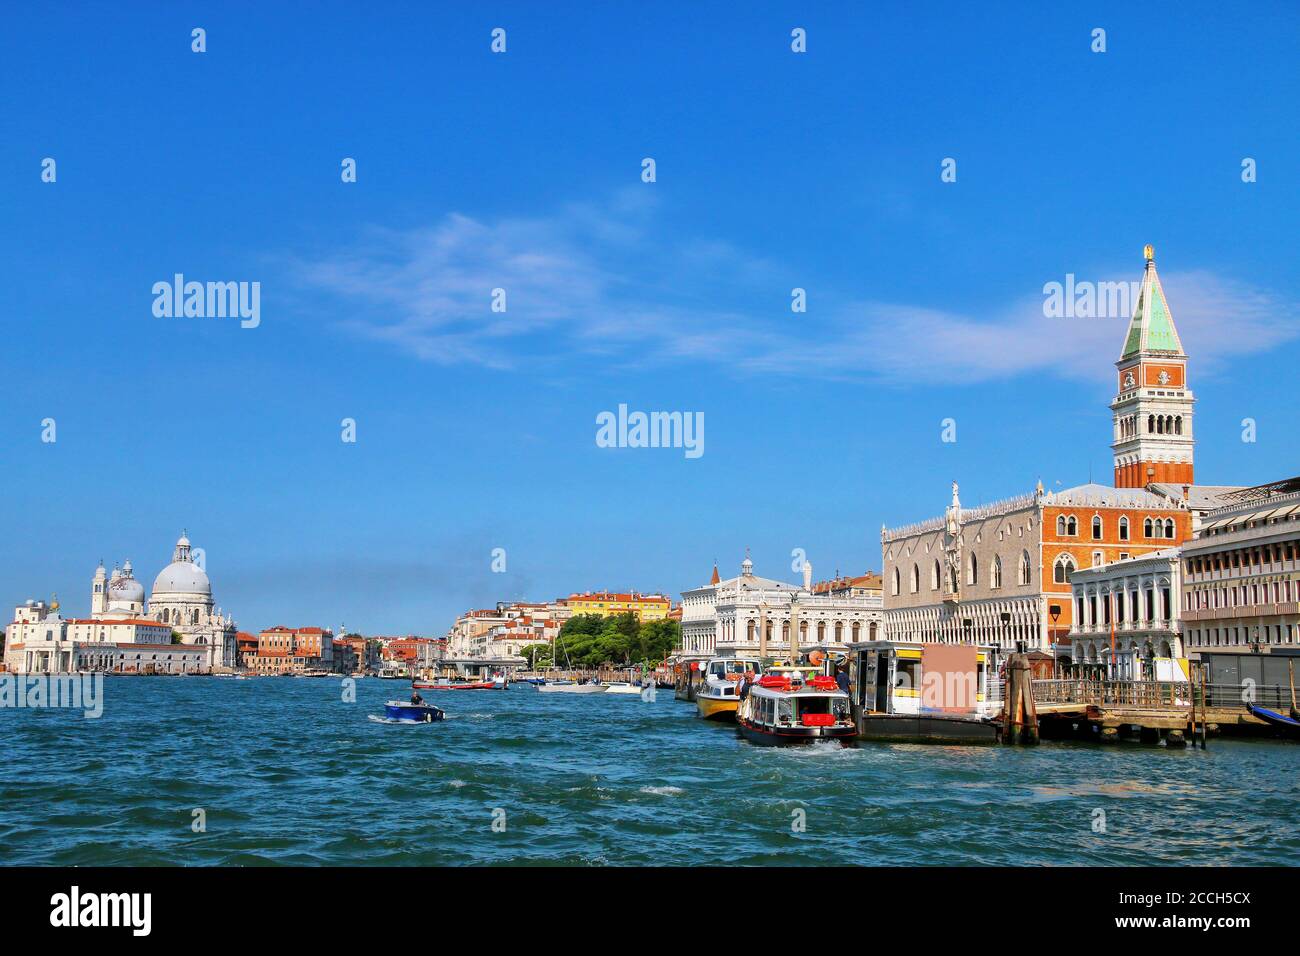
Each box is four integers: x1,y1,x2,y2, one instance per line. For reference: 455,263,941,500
3,531,239,674
142,533,239,671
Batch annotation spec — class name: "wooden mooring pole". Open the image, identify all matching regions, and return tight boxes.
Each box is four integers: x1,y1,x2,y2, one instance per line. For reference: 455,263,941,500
1288,659,1297,720
1199,662,1208,750
1001,654,1039,745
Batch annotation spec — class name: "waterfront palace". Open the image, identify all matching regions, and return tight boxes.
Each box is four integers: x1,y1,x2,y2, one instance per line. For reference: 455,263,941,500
680,554,883,659
881,246,1299,666
3,532,239,675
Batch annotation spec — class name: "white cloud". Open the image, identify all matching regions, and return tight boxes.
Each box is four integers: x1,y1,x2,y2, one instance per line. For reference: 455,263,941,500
292,197,1299,385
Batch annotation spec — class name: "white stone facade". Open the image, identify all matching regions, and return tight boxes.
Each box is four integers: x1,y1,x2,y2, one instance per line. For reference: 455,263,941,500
681,556,882,659
1067,548,1182,672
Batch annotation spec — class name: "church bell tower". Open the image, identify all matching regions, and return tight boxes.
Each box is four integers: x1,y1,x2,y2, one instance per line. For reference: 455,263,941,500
1111,245,1195,488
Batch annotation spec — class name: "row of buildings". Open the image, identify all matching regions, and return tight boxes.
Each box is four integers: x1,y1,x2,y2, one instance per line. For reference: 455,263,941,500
442,590,673,669
674,247,1299,679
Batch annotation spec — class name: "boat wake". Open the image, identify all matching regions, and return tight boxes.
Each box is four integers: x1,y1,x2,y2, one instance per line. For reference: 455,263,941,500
367,715,440,726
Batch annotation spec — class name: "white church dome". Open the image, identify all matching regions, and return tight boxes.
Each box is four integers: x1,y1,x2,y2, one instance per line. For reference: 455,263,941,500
153,561,211,596
152,532,210,596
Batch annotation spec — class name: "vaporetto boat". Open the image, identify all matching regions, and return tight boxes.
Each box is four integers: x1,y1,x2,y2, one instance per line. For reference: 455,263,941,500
734,666,855,746
695,656,761,721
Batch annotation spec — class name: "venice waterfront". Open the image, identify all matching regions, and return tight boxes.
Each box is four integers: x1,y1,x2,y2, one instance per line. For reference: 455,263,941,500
1,677,1297,866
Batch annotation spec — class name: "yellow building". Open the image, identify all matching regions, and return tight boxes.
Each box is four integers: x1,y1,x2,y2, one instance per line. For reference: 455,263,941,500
561,591,672,621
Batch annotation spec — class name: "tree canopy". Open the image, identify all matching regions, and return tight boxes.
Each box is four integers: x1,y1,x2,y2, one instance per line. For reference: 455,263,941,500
527,612,679,669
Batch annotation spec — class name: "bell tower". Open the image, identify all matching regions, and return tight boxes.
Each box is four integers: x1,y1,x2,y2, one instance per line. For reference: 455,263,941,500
1111,245,1195,488
91,560,107,616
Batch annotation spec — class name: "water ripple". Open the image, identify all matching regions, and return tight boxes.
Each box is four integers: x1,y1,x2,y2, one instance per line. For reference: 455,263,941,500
1,676,1297,865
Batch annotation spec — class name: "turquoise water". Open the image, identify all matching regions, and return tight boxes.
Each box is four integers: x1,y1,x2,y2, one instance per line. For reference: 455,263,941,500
1,676,1297,866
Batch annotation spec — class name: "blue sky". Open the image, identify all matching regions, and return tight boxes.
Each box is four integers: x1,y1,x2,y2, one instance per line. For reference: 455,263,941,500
3,2,1297,634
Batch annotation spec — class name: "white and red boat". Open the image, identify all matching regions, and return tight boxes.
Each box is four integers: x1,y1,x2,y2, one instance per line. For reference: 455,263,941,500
735,666,855,746
411,679,501,691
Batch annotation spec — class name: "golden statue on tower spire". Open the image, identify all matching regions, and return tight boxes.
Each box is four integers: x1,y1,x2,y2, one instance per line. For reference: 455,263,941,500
1143,243,1154,262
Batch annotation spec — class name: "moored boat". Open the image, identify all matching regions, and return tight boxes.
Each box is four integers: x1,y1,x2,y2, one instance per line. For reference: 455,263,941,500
537,679,607,694
734,666,855,746
1247,704,1300,739
847,640,1002,744
695,656,761,721
603,681,645,695
411,680,498,691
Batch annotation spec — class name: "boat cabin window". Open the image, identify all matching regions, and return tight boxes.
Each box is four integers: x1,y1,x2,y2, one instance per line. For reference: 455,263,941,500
712,660,754,678
895,659,920,691
796,696,850,719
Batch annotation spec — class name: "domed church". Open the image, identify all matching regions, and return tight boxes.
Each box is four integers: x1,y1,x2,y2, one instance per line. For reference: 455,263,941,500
90,532,239,671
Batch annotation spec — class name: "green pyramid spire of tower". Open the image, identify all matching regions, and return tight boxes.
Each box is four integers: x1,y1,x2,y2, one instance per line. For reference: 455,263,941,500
1121,245,1185,358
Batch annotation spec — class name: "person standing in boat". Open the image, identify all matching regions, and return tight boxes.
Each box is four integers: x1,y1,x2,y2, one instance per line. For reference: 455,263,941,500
835,666,850,695
410,689,424,705
738,669,754,700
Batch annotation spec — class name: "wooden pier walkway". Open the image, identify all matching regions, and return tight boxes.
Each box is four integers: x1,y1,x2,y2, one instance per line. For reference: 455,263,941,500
1014,666,1295,746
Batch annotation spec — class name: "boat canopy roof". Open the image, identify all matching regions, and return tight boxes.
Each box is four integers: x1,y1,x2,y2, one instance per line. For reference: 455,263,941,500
845,639,998,654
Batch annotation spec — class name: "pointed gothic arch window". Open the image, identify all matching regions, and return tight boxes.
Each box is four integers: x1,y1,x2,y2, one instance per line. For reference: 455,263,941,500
1144,517,1154,537
1119,516,1129,541
1053,554,1076,584
967,553,978,587
1056,515,1066,535
991,555,1003,589
1019,550,1032,586
1164,518,1175,539
891,568,900,596
1066,515,1078,536
910,564,919,593
931,559,941,590
1091,515,1103,540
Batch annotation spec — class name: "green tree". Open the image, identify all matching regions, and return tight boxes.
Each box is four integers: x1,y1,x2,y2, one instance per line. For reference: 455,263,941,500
518,643,554,667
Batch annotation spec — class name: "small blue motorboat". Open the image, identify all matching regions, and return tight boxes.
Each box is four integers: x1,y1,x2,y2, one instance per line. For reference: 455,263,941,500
1247,704,1300,739
382,700,445,723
